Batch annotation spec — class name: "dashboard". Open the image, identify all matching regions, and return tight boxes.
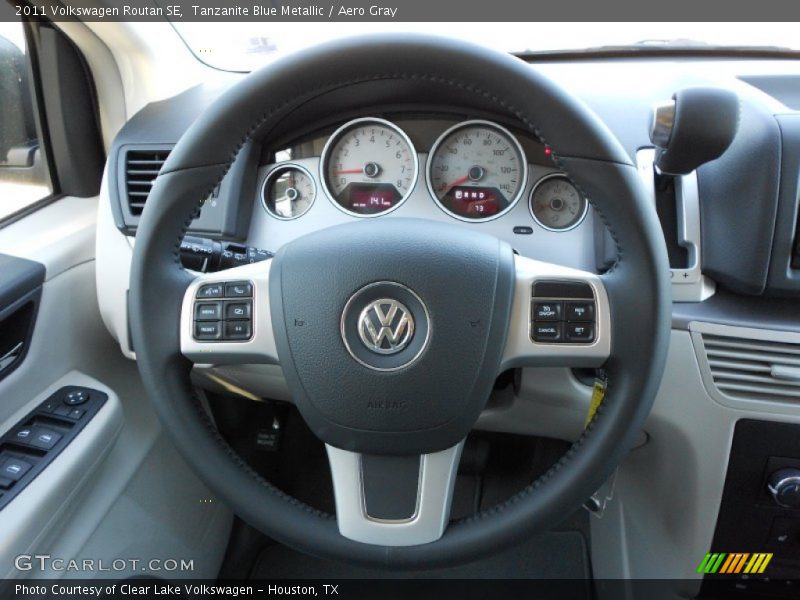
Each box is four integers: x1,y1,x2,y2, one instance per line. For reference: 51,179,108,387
250,115,595,271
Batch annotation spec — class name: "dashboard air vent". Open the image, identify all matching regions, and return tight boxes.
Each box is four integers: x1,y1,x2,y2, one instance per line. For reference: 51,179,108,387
701,332,800,402
124,149,170,215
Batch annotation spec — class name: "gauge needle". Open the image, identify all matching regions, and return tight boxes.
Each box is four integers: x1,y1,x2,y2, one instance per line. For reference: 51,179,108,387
441,175,470,193
334,168,363,175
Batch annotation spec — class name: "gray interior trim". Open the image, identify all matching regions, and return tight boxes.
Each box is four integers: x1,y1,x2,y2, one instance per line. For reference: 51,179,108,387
0,371,123,578
325,442,464,546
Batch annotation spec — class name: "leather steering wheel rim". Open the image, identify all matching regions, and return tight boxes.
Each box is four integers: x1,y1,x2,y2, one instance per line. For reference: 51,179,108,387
129,34,671,569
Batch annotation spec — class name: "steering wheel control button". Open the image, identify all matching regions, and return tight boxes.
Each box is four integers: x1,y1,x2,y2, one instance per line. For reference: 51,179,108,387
225,301,252,320
1,458,31,481
565,301,595,322
195,321,222,341
533,301,561,322
566,323,595,342
195,302,222,321
341,281,431,371
225,281,252,298
531,281,597,344
64,390,89,405
532,280,593,299
224,320,252,341
532,323,562,342
196,283,224,299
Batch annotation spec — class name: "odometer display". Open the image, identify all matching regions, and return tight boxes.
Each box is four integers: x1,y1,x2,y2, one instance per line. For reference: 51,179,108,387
321,118,417,216
427,120,527,222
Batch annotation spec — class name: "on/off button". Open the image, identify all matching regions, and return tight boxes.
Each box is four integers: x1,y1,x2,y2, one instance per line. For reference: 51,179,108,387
532,301,562,322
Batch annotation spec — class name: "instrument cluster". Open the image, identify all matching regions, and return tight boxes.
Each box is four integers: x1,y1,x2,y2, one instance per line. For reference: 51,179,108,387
260,116,589,232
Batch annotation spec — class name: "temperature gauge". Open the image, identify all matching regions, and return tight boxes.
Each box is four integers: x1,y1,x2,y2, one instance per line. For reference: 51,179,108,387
262,165,316,220
529,174,588,231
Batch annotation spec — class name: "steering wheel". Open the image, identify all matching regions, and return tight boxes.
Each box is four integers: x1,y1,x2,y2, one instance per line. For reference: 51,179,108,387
129,35,670,569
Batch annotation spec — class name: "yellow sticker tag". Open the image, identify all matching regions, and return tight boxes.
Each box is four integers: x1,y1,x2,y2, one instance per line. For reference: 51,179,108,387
585,379,607,428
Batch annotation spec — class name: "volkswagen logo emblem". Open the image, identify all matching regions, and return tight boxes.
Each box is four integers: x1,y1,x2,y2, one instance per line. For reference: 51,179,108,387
357,299,414,354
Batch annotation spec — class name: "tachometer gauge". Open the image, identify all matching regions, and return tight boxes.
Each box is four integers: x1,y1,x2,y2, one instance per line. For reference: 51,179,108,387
427,120,527,222
262,165,316,220
529,174,588,231
321,118,418,216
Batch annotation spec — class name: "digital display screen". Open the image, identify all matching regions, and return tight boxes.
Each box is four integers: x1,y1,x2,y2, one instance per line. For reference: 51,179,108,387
449,187,500,217
348,186,397,214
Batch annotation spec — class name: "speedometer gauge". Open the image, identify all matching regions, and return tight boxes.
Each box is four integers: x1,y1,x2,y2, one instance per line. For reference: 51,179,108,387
321,118,418,217
427,120,527,222
529,174,588,231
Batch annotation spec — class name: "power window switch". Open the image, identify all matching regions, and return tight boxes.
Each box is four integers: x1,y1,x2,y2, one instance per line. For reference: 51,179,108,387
0,477,13,490
11,427,34,445
54,405,73,418
28,427,62,451
0,457,31,481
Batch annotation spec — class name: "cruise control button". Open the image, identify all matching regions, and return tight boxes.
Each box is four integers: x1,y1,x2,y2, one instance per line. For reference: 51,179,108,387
224,320,252,341
566,323,594,343
1,457,31,481
225,301,252,320
195,302,222,321
532,323,562,342
225,282,252,298
64,390,89,406
29,428,62,451
532,301,561,322
197,284,224,299
565,301,594,322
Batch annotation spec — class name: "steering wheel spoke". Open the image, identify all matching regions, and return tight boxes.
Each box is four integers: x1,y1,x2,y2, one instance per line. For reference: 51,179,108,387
180,260,278,365
501,254,611,370
325,442,464,546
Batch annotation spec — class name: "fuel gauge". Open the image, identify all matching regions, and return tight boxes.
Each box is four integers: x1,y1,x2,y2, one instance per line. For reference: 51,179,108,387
262,165,316,220
529,174,588,231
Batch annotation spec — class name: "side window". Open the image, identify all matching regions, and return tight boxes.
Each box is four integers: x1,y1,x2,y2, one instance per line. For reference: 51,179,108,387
0,18,52,221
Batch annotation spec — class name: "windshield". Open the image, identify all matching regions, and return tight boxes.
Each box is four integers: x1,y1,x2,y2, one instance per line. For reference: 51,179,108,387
172,22,800,72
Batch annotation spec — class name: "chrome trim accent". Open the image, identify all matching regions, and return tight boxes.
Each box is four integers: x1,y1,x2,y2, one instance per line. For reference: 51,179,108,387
340,281,431,372
636,148,715,302
527,173,589,232
357,298,414,355
425,119,529,223
260,163,316,221
326,441,464,546
319,117,419,218
650,99,676,148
